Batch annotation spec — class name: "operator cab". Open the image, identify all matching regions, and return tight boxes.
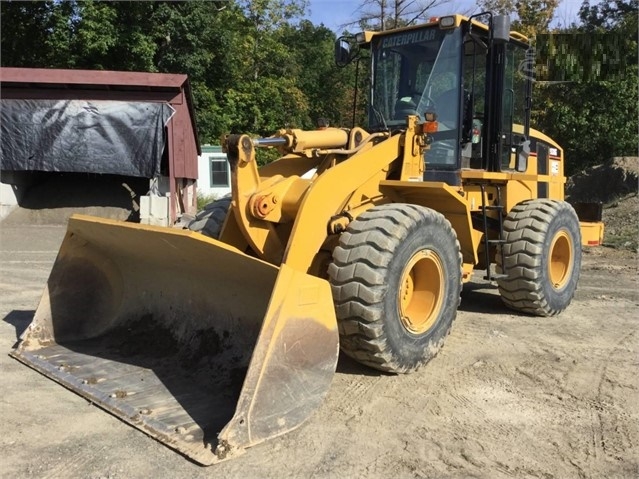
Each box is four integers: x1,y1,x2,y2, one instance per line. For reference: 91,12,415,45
361,15,532,184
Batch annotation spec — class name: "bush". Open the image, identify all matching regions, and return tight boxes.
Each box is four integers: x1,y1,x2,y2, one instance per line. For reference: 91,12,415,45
196,192,218,212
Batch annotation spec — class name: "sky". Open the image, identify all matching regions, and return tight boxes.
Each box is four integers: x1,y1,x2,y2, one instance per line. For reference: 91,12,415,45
304,0,587,33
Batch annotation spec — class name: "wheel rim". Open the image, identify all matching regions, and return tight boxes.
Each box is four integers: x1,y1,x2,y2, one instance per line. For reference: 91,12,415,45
398,250,444,334
548,230,573,289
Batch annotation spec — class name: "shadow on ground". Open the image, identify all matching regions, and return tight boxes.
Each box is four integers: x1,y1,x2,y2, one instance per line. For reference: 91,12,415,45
3,310,34,343
460,281,511,314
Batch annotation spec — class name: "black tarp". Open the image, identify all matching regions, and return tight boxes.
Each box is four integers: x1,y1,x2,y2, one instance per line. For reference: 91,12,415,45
0,99,174,178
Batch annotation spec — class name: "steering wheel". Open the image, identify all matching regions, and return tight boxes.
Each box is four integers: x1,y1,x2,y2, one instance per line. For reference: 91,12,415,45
394,90,436,121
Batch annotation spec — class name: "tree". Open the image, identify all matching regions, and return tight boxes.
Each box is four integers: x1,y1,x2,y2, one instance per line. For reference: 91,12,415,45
148,1,243,142
579,0,639,31
281,20,359,128
533,0,638,174
0,0,356,146
0,1,76,68
349,0,448,31
213,0,312,135
476,0,559,36
515,0,559,35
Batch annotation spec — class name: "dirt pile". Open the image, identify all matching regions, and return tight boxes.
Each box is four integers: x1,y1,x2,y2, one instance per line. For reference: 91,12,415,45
567,157,638,203
567,157,638,251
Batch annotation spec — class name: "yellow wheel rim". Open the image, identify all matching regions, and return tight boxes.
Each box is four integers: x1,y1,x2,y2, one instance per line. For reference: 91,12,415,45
398,250,444,335
548,230,573,289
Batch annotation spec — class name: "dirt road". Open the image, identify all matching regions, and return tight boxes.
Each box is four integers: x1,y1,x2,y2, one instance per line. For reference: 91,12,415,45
1,224,637,479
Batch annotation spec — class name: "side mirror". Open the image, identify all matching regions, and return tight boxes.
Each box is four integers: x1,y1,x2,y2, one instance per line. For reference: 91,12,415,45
335,36,355,67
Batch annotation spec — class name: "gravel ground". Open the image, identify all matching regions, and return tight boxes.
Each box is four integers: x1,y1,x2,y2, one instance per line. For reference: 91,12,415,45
1,221,637,479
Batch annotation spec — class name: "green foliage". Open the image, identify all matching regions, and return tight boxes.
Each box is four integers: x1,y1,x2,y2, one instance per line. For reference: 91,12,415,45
0,1,75,67
533,0,638,175
0,0,354,153
579,0,639,32
256,147,282,167
283,20,362,127
534,69,638,175
477,0,560,35
72,1,121,69
515,0,560,34
196,191,218,211
4,0,631,176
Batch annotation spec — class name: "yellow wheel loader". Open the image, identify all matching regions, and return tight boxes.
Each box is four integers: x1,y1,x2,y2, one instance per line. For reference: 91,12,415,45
11,13,604,464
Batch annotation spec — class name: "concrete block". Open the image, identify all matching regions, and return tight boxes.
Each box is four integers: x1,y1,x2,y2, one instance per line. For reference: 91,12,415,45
140,194,169,226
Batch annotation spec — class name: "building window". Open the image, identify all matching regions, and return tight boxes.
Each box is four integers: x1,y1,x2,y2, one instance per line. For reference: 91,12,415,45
210,157,229,187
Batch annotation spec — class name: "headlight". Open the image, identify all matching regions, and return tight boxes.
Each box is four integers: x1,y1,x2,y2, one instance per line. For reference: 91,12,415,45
439,16,456,28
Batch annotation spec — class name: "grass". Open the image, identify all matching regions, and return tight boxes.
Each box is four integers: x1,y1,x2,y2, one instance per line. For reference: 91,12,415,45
601,193,639,252
603,228,638,251
196,192,218,212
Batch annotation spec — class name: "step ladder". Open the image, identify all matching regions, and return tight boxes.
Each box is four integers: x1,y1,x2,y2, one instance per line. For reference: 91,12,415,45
480,183,507,281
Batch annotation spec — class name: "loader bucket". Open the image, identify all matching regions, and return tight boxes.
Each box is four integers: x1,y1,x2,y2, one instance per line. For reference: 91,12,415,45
10,215,339,465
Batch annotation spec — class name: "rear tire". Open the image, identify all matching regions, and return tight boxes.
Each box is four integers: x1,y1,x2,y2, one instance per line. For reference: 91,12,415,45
188,196,231,239
328,204,462,373
496,199,582,316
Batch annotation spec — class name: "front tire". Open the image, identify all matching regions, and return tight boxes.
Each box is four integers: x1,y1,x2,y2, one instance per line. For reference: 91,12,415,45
496,199,582,316
328,204,462,373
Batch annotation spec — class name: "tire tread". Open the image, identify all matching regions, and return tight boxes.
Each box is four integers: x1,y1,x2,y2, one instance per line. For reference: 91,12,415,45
187,196,231,239
328,203,462,373
496,199,581,316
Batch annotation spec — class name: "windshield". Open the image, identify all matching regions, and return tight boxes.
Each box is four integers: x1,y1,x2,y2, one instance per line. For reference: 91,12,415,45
370,26,463,167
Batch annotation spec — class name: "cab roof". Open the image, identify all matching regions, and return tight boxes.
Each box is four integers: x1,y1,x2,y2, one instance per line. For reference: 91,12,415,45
357,14,529,46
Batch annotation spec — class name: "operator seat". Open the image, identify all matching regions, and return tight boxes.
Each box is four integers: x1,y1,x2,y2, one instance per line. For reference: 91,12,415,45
394,96,419,120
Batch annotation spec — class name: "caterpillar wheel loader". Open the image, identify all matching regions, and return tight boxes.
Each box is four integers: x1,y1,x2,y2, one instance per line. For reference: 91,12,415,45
11,13,603,465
